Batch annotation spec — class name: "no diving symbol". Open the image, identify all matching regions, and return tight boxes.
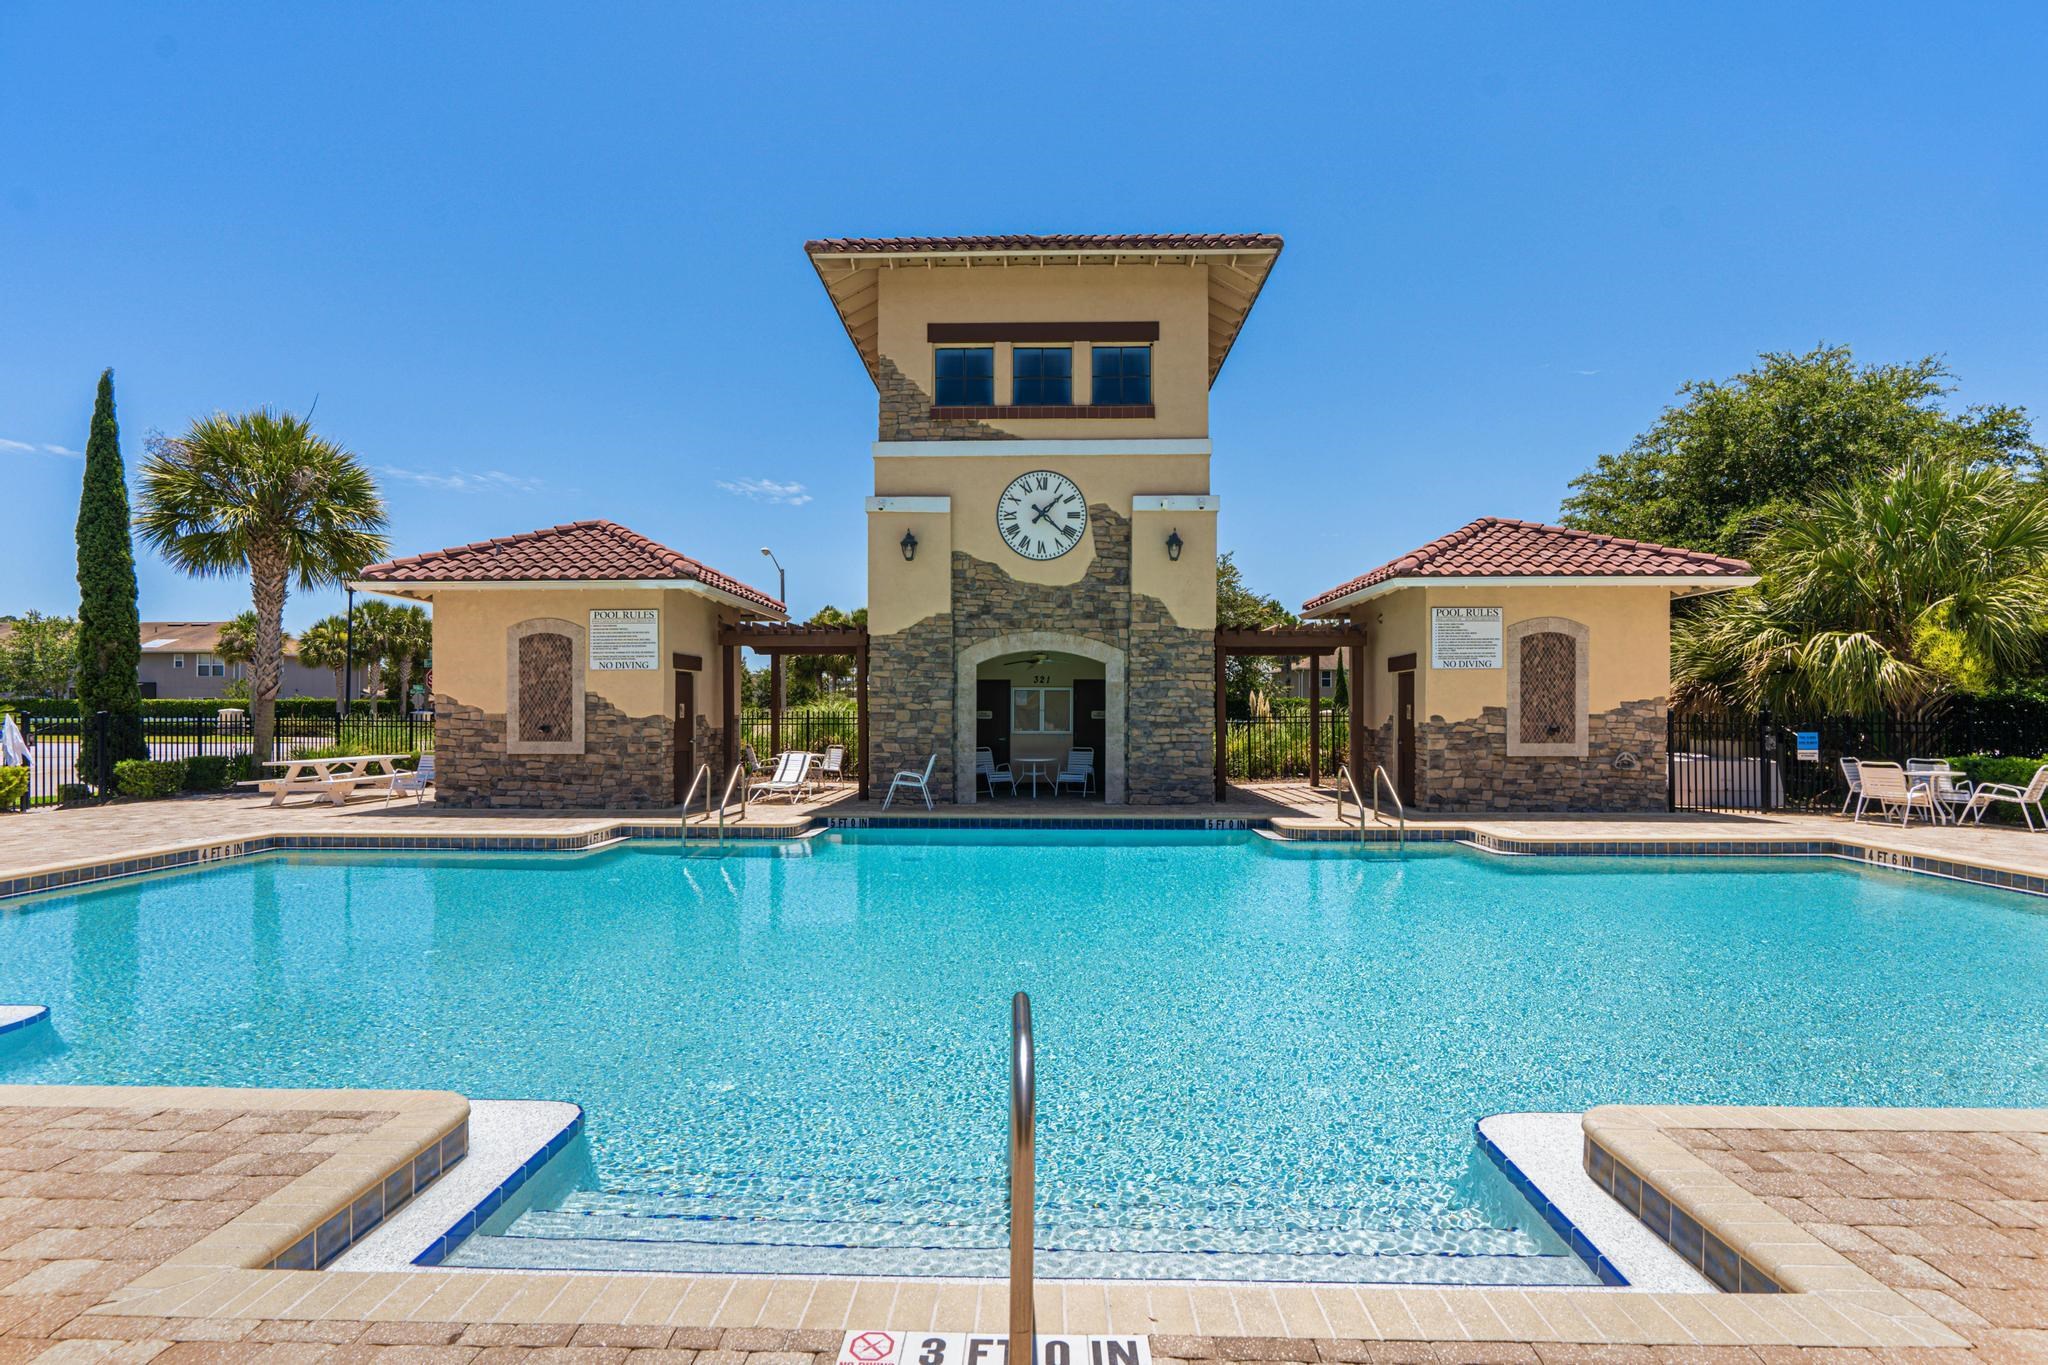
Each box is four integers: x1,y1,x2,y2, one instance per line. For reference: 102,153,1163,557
849,1333,897,1363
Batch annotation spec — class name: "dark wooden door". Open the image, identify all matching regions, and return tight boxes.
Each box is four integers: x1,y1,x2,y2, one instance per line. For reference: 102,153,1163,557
1073,679,1106,794
673,670,696,802
976,679,1012,776
1395,670,1416,806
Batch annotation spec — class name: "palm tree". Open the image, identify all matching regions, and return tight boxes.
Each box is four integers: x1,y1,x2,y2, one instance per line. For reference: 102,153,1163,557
349,598,398,714
381,604,432,715
294,615,354,706
136,411,388,764
1674,454,2048,716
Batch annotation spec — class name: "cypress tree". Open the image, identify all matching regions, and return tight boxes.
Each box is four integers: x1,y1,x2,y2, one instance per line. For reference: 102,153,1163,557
74,369,147,780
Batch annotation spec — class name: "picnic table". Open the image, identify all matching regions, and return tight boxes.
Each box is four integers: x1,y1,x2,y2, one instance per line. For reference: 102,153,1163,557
245,754,411,806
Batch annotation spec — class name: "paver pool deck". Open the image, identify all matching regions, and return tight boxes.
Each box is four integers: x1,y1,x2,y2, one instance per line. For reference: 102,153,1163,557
7,796,2048,1361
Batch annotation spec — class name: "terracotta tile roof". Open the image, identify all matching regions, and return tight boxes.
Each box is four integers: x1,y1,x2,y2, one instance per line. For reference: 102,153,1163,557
1302,517,1754,613
804,233,1283,254
357,521,783,612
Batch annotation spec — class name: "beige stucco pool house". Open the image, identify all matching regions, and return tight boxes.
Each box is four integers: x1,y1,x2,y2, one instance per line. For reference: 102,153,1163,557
355,232,1754,813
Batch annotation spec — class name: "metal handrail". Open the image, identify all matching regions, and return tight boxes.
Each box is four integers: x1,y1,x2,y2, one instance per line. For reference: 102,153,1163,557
681,763,712,829
1334,765,1368,844
716,762,748,846
1009,992,1035,1362
1370,764,1407,851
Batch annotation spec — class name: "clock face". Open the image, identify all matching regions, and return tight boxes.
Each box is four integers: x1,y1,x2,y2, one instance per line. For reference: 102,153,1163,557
997,470,1088,560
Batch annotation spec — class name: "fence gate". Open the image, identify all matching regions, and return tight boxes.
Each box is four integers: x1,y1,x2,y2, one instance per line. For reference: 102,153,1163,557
1668,711,1968,814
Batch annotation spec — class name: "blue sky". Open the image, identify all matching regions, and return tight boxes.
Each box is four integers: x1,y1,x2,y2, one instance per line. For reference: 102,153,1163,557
3,3,2042,631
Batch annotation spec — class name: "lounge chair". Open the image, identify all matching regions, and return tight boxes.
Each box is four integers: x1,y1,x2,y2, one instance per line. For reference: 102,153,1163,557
819,745,846,784
752,751,817,804
883,753,937,810
1838,756,1862,815
1961,763,2048,830
1854,762,1936,827
975,746,1016,797
384,754,435,806
1055,747,1095,797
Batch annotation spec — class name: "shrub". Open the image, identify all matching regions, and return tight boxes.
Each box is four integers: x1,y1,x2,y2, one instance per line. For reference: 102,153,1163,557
0,766,26,811
223,754,258,786
294,742,419,771
113,758,187,800
57,783,93,806
182,755,231,791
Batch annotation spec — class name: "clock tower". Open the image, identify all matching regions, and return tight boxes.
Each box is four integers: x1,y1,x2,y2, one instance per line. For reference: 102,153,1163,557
806,234,1283,805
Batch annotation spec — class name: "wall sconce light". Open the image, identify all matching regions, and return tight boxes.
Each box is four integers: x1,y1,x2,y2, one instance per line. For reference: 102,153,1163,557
900,530,918,562
1165,528,1184,562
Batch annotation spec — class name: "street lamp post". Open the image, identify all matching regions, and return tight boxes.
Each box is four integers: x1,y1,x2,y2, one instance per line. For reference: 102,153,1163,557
760,547,787,713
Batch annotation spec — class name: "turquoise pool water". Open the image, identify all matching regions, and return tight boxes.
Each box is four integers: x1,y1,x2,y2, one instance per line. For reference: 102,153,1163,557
3,831,2046,1284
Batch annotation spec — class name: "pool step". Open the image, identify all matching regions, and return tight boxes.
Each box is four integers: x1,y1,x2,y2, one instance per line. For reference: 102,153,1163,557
503,1205,1544,1259
443,1230,1596,1286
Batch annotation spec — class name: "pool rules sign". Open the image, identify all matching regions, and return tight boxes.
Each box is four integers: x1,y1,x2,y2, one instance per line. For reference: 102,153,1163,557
840,1332,1149,1365
589,609,659,670
1431,606,1502,670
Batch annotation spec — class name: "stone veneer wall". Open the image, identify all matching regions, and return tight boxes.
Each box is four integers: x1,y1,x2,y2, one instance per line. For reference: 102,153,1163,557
867,506,1213,805
1416,697,1667,812
435,692,673,809
867,612,957,802
873,357,1015,441
1126,595,1214,804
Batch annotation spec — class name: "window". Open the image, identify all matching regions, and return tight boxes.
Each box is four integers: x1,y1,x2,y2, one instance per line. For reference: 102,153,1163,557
196,654,226,678
172,655,185,669
1092,345,1151,405
1011,347,1072,405
934,347,995,406
1012,686,1073,734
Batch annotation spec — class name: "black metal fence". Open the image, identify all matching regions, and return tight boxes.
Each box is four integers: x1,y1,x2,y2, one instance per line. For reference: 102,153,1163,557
1668,709,2048,813
739,709,859,773
9,710,433,808
1224,713,1350,781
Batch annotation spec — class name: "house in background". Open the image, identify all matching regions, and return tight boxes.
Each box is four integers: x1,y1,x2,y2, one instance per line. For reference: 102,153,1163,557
1282,654,1345,701
137,622,337,700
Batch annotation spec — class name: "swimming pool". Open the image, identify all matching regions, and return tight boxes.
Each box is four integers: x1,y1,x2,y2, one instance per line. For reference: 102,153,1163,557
2,830,2045,1284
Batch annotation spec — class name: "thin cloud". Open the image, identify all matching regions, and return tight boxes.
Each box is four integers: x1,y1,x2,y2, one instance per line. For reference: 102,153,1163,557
0,437,80,457
379,466,542,494
716,477,812,506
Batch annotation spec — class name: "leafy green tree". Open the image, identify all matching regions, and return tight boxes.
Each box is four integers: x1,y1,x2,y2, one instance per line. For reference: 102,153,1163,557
294,616,354,703
136,410,389,763
380,604,432,713
1331,654,1349,708
74,369,147,777
1562,346,2040,556
0,611,80,697
1217,552,1297,713
788,605,866,702
1672,455,2048,715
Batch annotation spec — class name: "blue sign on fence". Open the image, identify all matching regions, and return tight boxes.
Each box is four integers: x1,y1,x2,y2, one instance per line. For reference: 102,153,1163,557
1794,730,1820,761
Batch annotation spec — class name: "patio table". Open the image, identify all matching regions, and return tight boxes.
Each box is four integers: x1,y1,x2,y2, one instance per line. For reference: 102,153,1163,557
252,754,411,807
1016,757,1052,799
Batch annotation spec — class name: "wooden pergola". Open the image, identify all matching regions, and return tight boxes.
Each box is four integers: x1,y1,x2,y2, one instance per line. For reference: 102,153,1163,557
718,622,872,800
1214,624,1370,800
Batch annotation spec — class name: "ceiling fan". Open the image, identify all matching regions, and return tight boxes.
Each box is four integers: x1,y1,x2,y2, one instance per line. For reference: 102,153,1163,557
998,653,1052,670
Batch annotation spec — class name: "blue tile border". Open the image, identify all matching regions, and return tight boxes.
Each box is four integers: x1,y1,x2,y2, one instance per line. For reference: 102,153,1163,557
1473,1120,1627,1288
413,1106,584,1267
5,817,2045,904
268,1118,468,1271
1582,1134,1780,1294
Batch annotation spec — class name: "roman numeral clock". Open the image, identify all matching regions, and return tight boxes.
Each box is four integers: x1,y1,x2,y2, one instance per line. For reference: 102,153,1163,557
997,470,1087,561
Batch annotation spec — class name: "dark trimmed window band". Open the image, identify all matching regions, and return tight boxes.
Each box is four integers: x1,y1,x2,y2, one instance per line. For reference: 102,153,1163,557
928,321,1159,343
1584,1137,1782,1293
931,404,1156,421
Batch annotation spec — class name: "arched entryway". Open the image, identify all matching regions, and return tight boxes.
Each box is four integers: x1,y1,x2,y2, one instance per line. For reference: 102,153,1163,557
955,633,1126,804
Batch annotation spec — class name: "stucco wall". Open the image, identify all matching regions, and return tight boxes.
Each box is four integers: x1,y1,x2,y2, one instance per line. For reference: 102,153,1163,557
874,265,1213,439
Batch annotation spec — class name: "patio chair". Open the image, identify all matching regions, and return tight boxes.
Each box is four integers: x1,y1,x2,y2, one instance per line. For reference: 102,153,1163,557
1853,762,1936,827
383,754,435,806
883,753,937,810
975,746,1016,798
1960,763,2048,831
819,745,846,784
751,751,817,804
1055,747,1096,797
1838,756,1863,815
